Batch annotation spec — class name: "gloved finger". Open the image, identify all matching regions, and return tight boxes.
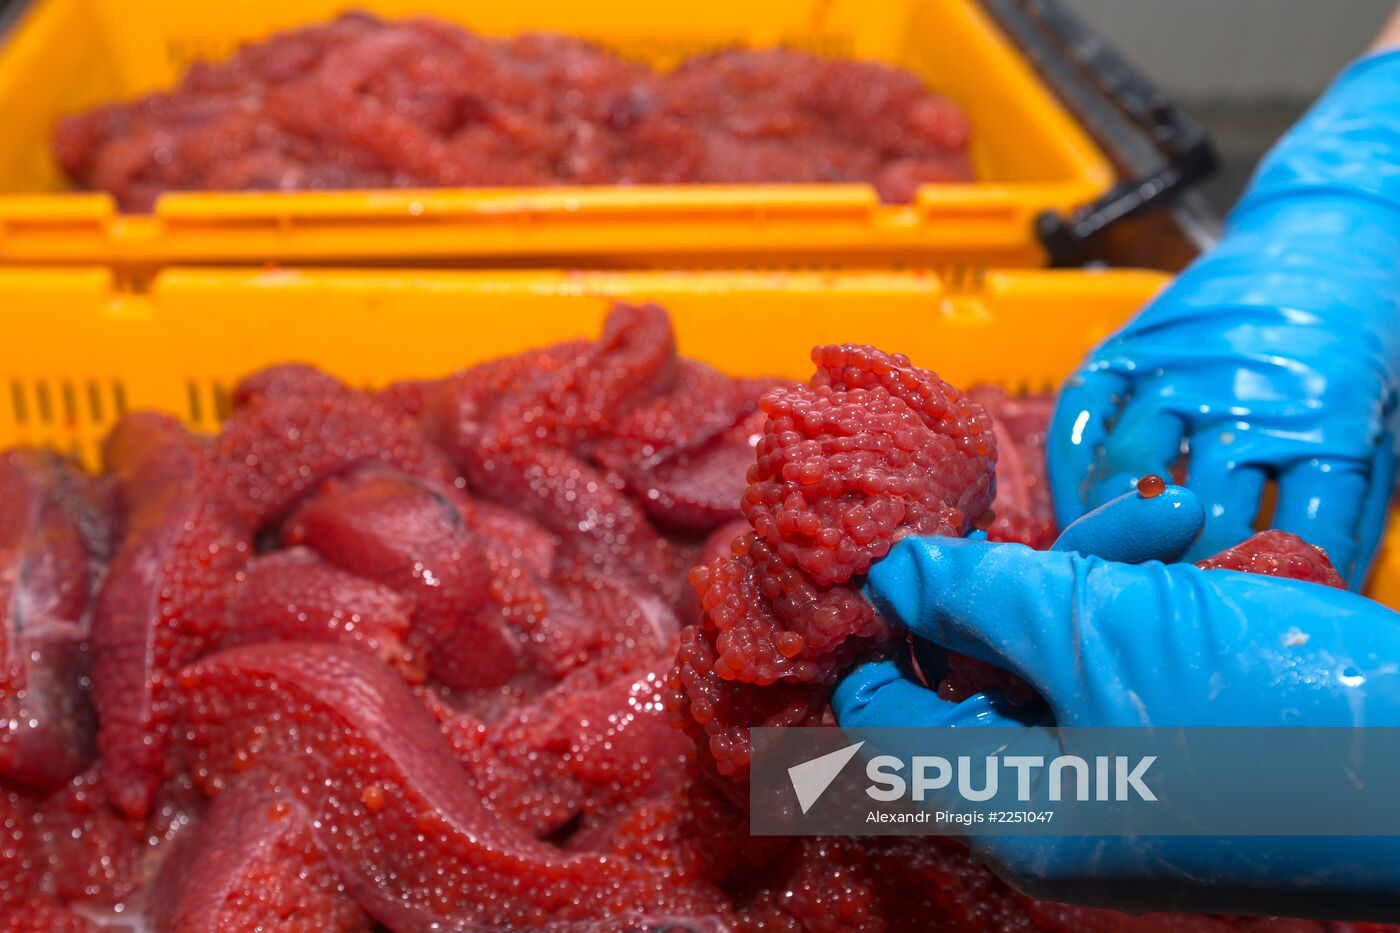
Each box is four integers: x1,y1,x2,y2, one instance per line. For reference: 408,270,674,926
833,659,1038,731
1085,401,1186,511
1272,457,1370,586
1047,370,1130,530
1182,430,1268,562
867,536,1400,726
864,537,1087,698
905,487,1204,709
1353,430,1399,591
1052,484,1204,564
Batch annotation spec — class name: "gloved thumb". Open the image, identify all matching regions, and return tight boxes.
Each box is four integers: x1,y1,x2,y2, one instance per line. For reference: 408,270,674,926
865,538,1091,701
1052,483,1204,563
869,484,1203,687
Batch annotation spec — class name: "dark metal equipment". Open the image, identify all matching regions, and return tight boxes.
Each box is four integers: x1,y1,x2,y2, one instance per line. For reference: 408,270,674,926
982,0,1223,270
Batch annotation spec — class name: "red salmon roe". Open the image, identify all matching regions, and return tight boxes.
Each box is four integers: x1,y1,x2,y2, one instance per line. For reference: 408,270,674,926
1197,528,1345,589
144,781,367,932
969,386,1057,550
0,451,112,793
745,345,997,587
53,15,974,211
935,653,1042,708
0,305,1368,932
671,345,997,785
92,414,251,820
1137,473,1167,499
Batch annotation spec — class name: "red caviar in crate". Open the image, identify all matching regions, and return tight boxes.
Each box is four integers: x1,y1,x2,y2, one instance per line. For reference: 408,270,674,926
0,451,113,793
968,386,1057,549
53,13,974,212
0,302,1376,931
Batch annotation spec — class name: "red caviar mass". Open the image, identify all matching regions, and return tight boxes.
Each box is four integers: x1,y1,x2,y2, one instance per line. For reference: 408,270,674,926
1197,529,1345,589
0,304,1358,930
672,345,998,787
52,12,976,213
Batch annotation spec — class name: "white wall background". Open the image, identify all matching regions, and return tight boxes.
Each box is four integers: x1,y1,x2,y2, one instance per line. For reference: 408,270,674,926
1061,0,1394,102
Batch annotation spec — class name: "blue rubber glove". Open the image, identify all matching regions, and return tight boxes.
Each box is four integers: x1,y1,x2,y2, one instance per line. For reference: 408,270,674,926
1049,50,1400,588
833,487,1400,919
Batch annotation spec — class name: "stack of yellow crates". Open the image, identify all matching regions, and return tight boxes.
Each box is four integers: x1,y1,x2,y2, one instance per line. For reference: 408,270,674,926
0,0,1394,604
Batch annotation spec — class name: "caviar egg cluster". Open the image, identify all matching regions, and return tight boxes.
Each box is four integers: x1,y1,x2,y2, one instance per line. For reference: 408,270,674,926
0,306,1354,931
54,13,975,212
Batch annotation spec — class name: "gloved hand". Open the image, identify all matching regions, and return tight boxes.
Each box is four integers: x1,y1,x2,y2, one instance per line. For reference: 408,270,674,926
1048,49,1400,588
832,486,1400,919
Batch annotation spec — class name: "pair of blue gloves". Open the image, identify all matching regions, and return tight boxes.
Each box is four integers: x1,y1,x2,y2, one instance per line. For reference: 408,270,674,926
834,50,1400,918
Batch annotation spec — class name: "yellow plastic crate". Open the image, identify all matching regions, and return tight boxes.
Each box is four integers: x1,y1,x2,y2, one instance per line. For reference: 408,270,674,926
3,264,1398,606
0,0,1112,269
